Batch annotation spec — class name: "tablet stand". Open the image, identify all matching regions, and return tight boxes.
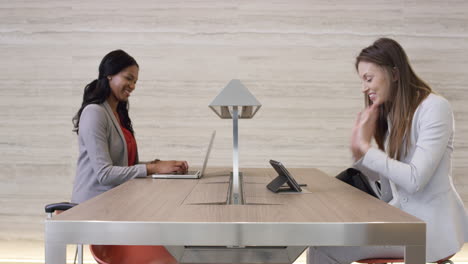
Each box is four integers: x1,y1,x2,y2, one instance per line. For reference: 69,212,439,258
267,174,301,193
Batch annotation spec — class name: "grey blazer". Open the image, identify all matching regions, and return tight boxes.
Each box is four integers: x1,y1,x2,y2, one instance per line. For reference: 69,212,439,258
71,101,147,204
355,94,468,261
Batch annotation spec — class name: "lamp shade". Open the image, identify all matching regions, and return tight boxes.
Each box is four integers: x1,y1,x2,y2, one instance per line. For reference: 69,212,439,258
209,79,261,119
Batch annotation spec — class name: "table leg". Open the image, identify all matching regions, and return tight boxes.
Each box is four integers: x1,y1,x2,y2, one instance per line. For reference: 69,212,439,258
404,245,425,264
45,240,66,264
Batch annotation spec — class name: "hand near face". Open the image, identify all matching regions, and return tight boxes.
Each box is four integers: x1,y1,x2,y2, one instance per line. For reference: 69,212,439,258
351,103,379,161
351,112,363,160
146,160,189,175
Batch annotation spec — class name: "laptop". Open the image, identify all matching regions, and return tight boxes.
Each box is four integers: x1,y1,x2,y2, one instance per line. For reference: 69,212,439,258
151,130,216,179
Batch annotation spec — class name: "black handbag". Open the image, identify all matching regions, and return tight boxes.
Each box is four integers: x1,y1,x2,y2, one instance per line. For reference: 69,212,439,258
335,168,380,198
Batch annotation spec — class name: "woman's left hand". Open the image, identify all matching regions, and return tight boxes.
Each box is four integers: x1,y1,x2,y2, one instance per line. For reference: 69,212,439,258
146,160,189,175
351,103,379,161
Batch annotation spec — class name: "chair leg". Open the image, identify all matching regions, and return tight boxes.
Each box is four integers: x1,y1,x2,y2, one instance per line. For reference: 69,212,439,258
77,244,83,264
74,245,83,264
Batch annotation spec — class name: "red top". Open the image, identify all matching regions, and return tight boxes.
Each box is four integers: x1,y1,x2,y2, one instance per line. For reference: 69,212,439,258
119,123,137,166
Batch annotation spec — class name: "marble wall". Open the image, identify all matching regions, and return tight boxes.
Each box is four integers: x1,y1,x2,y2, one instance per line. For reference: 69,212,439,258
0,0,467,246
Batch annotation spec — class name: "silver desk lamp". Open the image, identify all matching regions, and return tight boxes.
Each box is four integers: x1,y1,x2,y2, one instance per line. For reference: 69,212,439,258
209,79,261,204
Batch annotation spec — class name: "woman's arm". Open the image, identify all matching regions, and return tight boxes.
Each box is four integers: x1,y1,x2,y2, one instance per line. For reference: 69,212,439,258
355,97,453,194
79,105,147,186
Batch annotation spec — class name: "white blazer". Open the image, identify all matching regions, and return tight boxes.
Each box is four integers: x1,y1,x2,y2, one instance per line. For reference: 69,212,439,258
354,93,468,261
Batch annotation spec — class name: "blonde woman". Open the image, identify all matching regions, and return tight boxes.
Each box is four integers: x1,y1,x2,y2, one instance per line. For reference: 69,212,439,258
308,38,468,263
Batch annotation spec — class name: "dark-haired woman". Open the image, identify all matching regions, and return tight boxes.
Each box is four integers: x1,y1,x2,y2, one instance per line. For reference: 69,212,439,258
71,50,188,204
308,38,468,263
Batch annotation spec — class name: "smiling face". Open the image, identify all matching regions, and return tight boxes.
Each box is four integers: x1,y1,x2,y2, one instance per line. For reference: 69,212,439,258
357,61,393,106
108,65,139,103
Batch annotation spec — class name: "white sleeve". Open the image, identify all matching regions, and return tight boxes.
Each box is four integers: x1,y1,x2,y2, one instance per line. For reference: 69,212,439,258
354,98,453,194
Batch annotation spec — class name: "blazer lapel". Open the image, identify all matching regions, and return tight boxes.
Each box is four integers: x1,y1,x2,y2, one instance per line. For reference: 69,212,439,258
103,101,128,164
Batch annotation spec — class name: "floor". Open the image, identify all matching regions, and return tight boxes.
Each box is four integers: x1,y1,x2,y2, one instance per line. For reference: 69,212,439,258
0,240,467,264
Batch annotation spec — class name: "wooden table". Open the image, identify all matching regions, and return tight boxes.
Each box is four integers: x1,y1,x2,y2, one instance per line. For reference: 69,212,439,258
45,168,426,263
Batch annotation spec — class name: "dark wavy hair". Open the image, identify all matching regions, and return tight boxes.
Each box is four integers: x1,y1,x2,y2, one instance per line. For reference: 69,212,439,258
73,50,139,135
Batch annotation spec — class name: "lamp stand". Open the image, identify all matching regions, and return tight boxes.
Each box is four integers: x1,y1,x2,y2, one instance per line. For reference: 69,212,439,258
230,106,244,204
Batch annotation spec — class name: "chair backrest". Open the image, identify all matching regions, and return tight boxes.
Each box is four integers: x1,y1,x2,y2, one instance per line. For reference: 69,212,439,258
357,254,455,264
90,245,178,264
356,258,403,264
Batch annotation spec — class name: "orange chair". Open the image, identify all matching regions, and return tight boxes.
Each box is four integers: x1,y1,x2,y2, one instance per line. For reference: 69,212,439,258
357,253,455,264
91,245,178,264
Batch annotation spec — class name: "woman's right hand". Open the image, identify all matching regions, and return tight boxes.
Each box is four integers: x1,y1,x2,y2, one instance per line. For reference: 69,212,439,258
351,111,363,161
146,160,189,175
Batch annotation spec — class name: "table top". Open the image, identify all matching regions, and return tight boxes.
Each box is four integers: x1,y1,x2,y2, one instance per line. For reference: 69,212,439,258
55,168,423,225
